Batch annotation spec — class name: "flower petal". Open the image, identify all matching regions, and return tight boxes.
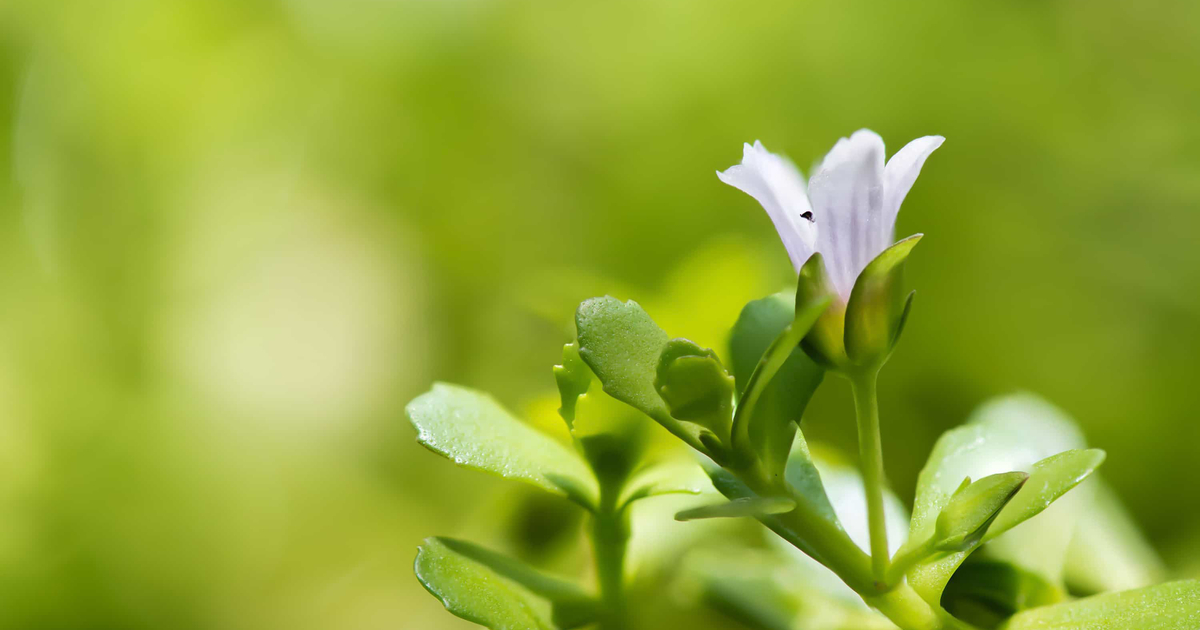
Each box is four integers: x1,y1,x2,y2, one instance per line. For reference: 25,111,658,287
807,129,885,300
718,141,816,273
883,135,944,240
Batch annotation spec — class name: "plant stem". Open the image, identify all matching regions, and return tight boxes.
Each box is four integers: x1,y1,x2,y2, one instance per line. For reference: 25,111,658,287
592,485,631,630
742,466,971,630
850,368,890,583
864,582,975,630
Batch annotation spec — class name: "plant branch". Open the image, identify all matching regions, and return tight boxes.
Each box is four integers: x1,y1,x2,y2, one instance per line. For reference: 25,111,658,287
851,368,891,583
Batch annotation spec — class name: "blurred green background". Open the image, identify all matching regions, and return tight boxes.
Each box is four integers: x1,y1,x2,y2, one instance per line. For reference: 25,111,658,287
1,0,1199,628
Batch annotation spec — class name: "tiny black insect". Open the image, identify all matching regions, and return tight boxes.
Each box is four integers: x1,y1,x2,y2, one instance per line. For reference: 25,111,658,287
800,211,814,222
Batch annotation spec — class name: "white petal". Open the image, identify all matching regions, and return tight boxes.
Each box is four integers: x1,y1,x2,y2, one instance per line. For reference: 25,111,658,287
717,141,816,273
807,129,885,300
883,135,944,240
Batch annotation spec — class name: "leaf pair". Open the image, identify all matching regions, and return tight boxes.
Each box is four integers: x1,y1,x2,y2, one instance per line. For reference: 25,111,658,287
902,395,1107,607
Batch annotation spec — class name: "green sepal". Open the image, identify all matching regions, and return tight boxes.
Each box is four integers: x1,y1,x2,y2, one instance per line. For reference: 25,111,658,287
844,234,922,366
415,537,601,630
675,496,797,521
407,383,599,509
553,342,593,428
794,253,848,369
893,290,917,349
655,338,735,444
934,472,1029,551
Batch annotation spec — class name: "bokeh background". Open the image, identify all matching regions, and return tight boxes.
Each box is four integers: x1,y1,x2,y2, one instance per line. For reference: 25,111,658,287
1,0,1198,628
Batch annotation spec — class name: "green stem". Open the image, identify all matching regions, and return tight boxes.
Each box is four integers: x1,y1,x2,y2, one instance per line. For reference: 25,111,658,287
593,486,631,630
886,535,937,587
745,471,876,593
741,465,971,630
851,369,890,583
864,583,975,630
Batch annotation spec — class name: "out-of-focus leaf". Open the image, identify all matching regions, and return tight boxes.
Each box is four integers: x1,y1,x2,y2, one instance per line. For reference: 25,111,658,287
844,235,922,364
941,561,1064,629
415,538,556,630
934,472,1029,552
1001,580,1200,630
682,551,799,630
681,548,896,630
675,495,796,521
728,292,826,476
907,394,1098,603
1064,478,1166,594
618,459,705,508
407,383,598,507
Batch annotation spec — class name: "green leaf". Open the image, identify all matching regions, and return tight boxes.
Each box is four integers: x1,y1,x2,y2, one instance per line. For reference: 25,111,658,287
1001,580,1200,630
907,394,1101,603
415,538,554,630
935,472,1029,551
575,297,671,417
553,342,593,428
655,338,735,440
407,383,598,508
575,297,707,453
844,234,922,365
728,292,829,475
941,561,1064,629
675,496,797,521
728,293,793,395
782,434,844,540
987,449,1106,538
415,537,600,630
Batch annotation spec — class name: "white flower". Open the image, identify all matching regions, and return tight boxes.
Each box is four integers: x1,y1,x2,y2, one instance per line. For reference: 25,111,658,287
718,130,943,302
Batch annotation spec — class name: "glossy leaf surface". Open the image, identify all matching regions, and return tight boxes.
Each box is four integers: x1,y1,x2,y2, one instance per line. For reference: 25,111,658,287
1002,580,1200,630
415,537,557,630
907,394,1100,603
407,383,598,507
987,448,1106,538
934,472,1028,551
